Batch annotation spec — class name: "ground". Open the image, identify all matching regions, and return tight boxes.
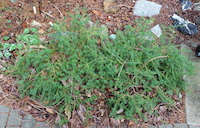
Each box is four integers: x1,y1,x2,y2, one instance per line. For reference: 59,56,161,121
0,0,199,127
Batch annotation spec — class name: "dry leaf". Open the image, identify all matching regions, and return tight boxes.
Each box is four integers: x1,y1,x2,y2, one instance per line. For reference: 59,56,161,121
128,121,135,126
29,45,46,49
103,0,119,13
38,29,45,34
92,10,102,17
64,105,71,120
116,109,124,114
61,80,68,86
110,118,121,125
77,104,86,122
46,108,54,114
35,117,46,122
100,109,105,116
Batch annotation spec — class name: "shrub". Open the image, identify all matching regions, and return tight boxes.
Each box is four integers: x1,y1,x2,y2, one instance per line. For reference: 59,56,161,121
9,10,194,124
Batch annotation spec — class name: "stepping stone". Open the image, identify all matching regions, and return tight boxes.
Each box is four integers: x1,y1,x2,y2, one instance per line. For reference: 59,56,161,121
181,43,200,126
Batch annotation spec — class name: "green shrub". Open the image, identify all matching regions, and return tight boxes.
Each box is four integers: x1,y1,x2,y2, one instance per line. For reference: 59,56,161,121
10,10,194,124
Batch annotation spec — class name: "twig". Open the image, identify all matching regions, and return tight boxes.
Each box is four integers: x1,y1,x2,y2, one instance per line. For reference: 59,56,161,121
41,10,56,19
142,56,168,68
52,4,64,18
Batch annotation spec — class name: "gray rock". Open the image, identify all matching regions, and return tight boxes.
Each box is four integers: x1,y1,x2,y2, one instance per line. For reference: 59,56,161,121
151,24,162,38
9,0,19,3
109,34,117,40
133,0,162,17
193,2,200,11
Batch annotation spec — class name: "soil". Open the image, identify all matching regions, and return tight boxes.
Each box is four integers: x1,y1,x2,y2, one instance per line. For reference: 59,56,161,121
0,0,199,127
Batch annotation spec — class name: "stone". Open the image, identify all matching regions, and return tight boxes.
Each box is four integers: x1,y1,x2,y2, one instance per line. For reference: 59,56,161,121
181,43,200,126
0,105,10,113
151,24,162,38
7,110,22,125
173,123,188,128
158,124,173,128
21,114,36,128
109,34,117,40
0,114,8,127
188,124,200,128
9,0,19,3
193,2,200,11
133,0,162,17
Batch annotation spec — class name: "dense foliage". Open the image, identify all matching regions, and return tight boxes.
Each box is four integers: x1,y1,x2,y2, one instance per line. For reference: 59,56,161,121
9,10,193,124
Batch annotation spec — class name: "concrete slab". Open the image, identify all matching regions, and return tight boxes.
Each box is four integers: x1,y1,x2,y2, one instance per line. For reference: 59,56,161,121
181,43,200,126
0,105,10,113
21,114,36,128
6,126,21,128
159,124,173,128
7,109,22,125
173,123,188,128
188,124,200,128
0,113,8,127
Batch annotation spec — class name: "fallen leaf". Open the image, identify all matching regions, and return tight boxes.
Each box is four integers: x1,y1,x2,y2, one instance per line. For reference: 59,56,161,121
46,108,54,114
103,0,119,13
128,121,135,126
110,118,121,125
77,104,86,122
64,105,71,120
61,80,68,86
29,45,46,49
100,109,105,116
116,108,124,114
38,29,45,34
92,10,102,17
35,117,47,122
30,20,42,27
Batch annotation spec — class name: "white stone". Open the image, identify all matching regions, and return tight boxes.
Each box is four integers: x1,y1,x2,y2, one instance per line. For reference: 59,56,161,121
133,0,162,17
109,34,117,40
151,24,162,38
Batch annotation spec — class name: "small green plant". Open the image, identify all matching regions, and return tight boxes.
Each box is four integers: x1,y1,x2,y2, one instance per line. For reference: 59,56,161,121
0,42,23,58
9,10,194,125
3,36,10,41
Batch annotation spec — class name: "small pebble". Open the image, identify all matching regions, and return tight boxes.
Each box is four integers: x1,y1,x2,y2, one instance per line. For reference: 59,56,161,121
109,34,117,40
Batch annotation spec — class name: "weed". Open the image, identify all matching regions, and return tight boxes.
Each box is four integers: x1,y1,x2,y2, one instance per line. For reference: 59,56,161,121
0,42,23,59
9,10,194,125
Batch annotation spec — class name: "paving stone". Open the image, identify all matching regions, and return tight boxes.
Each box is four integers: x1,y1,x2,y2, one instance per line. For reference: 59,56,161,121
188,125,200,128
0,105,10,113
147,125,157,128
0,113,8,127
6,126,21,128
21,114,36,128
7,109,22,125
181,43,200,126
173,123,188,128
159,124,173,128
35,121,49,128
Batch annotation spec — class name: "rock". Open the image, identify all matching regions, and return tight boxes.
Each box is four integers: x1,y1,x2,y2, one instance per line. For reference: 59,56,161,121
194,17,200,25
9,0,18,3
133,0,162,17
196,45,200,57
171,14,198,35
180,0,192,11
193,2,200,11
109,34,117,40
151,24,162,38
